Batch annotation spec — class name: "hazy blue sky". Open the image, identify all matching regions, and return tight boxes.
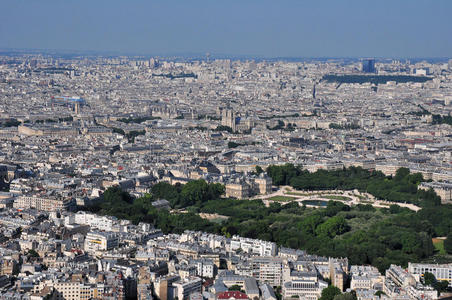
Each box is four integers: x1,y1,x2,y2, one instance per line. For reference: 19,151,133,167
1,0,451,58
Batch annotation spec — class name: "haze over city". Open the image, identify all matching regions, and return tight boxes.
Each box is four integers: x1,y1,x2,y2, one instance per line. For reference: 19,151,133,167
1,0,452,58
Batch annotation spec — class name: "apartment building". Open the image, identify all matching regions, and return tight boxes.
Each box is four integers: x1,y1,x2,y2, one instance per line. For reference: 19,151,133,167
14,195,74,212
84,231,119,253
172,277,202,300
408,262,452,287
230,237,277,257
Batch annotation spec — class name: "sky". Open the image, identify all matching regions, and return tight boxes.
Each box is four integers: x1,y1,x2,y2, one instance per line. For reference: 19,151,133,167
1,0,451,58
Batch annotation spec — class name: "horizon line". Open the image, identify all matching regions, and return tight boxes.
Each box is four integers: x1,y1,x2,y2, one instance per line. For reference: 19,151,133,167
0,47,450,61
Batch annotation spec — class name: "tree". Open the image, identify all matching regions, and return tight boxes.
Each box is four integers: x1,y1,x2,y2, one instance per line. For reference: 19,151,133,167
333,293,356,300
228,141,241,148
181,179,209,207
389,204,402,214
320,286,341,300
329,123,343,130
2,119,21,127
207,183,225,200
151,182,180,207
228,285,242,291
266,164,302,186
316,216,349,238
126,130,146,143
444,233,452,254
400,232,421,254
255,166,264,175
325,201,349,217
394,168,410,181
374,291,385,297
215,125,233,133
275,286,282,300
423,272,436,286
27,249,40,258
102,186,134,206
424,272,450,293
112,127,125,135
434,281,449,293
83,175,449,274
300,214,323,235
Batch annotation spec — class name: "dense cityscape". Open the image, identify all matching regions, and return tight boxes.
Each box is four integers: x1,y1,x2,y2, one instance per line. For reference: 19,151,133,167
0,51,450,300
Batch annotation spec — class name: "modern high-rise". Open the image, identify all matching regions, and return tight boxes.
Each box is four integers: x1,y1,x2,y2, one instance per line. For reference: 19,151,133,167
362,59,376,73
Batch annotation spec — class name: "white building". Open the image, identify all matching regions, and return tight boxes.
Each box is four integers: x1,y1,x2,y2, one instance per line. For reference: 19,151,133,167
229,236,277,256
282,278,328,300
252,257,285,287
67,211,117,231
408,262,452,287
193,259,215,278
84,231,119,253
14,195,74,212
350,265,383,291
172,277,202,300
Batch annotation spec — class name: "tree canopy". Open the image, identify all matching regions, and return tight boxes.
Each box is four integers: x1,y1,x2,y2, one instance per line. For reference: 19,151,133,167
85,175,452,274
319,286,341,300
445,233,452,254
266,165,440,207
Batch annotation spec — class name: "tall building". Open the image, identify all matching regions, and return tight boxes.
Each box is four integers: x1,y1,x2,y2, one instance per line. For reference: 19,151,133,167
252,257,285,286
361,59,376,73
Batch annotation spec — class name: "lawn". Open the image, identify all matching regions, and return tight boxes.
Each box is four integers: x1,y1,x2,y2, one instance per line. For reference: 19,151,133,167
433,238,446,255
209,217,229,224
268,195,297,202
285,191,309,196
359,200,374,204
